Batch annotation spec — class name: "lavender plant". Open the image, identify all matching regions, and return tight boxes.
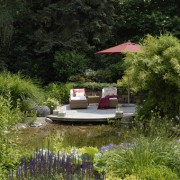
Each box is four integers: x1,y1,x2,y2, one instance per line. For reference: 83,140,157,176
9,148,105,180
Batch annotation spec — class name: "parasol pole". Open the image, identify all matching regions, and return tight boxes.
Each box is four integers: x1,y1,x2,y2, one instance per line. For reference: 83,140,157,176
128,76,130,105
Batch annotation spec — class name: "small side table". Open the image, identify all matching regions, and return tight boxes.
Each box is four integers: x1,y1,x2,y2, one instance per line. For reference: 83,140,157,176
116,111,123,118
53,107,66,117
88,96,100,104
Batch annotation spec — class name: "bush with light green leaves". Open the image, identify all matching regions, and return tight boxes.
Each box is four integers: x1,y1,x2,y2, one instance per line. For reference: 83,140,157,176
119,34,180,119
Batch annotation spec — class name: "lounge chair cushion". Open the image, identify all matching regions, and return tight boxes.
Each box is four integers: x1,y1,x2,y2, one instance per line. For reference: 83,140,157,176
73,88,85,97
71,95,86,100
70,89,88,109
102,87,117,98
70,89,87,100
98,87,118,109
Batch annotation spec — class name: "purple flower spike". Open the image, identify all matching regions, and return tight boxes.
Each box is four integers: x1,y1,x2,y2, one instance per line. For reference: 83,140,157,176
9,146,106,179
99,143,115,151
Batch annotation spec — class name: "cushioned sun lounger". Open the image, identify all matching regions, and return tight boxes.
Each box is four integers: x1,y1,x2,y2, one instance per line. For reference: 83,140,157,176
69,88,88,109
98,87,118,109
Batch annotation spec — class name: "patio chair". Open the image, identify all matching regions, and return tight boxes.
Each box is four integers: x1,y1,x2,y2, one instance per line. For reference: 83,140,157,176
69,88,88,109
98,87,118,109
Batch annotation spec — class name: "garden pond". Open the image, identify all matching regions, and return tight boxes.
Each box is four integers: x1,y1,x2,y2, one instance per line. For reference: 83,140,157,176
9,121,137,151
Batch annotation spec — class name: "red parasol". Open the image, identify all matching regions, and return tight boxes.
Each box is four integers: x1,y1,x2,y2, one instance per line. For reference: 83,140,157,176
95,41,141,54
95,41,141,105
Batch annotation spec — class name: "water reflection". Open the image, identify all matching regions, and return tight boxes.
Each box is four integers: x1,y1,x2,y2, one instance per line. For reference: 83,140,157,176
10,122,136,150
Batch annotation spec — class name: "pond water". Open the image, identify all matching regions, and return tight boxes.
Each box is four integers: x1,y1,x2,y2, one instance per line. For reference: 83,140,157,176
10,122,137,151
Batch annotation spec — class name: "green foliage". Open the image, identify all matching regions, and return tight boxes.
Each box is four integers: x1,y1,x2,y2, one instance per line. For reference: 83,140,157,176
0,92,24,132
0,71,45,108
0,8,13,48
26,115,37,126
44,82,125,101
68,74,86,82
87,53,124,83
0,92,24,178
0,136,20,169
136,166,178,180
44,82,74,104
44,97,59,112
82,60,124,83
78,146,99,158
43,81,125,100
72,82,122,91
21,98,37,112
106,173,139,180
57,83,73,104
121,34,180,118
135,108,176,137
1,0,180,84
98,137,180,179
53,51,88,82
44,131,65,153
115,0,180,42
44,83,62,100
95,69,113,83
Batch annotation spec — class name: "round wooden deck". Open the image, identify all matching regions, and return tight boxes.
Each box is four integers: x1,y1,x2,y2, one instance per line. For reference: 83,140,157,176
47,104,136,122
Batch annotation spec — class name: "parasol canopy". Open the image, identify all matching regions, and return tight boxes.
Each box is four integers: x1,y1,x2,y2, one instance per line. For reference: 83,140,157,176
95,41,141,54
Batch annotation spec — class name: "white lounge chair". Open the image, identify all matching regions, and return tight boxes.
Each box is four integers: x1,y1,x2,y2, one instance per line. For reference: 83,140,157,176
69,88,88,109
98,87,118,108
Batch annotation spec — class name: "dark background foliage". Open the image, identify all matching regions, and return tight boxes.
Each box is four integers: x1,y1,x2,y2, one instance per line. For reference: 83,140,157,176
0,0,179,84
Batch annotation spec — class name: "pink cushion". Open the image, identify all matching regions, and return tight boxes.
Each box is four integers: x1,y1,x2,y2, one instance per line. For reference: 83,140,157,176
73,88,85,97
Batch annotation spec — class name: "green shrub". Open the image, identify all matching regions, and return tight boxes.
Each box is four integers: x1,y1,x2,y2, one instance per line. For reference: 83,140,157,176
137,166,178,180
0,71,45,108
44,97,59,112
72,82,123,91
45,82,126,104
53,51,88,82
21,98,38,112
0,93,23,178
106,174,139,180
95,69,113,82
44,83,61,100
97,137,180,179
0,92,24,130
68,74,86,82
44,82,74,104
121,34,180,118
61,83,74,103
134,110,175,137
78,146,99,158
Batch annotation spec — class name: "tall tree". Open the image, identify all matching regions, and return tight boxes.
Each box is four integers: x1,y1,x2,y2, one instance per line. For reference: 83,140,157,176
114,0,180,42
9,0,117,83
1,0,180,84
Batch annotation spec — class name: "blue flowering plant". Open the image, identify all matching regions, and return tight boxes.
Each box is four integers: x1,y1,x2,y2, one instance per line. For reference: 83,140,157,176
9,146,105,179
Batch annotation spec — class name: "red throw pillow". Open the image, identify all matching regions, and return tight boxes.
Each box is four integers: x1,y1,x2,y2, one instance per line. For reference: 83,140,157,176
73,88,85,97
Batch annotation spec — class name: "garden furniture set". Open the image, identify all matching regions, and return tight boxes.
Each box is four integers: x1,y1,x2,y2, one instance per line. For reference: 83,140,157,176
69,87,118,109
